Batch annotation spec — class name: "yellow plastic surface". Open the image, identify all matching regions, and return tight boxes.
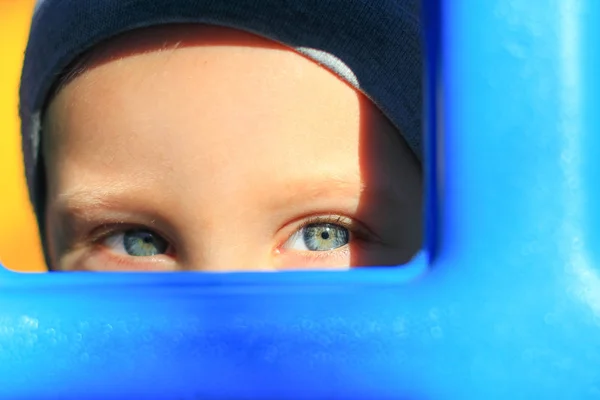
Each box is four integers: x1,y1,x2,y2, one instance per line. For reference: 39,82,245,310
0,0,45,272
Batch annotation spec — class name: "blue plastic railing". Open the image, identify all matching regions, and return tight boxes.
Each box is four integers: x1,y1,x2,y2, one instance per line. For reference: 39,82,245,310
1,0,599,398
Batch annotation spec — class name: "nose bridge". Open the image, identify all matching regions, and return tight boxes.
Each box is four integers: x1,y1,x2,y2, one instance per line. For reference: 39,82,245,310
188,244,272,272
183,216,272,272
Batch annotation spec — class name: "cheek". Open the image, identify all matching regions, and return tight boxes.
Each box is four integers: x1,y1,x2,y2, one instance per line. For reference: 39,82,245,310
273,238,359,270
42,165,66,270
273,251,352,270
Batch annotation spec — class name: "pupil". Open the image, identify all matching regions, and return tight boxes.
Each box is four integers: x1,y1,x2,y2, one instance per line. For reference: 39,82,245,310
302,223,348,252
123,229,168,257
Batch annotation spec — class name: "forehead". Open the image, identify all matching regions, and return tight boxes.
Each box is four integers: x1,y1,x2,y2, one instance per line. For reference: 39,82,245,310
51,24,360,107
43,23,412,185
45,23,367,153
42,24,416,218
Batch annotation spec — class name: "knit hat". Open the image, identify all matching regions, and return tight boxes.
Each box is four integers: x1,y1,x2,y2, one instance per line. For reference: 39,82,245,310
20,0,422,249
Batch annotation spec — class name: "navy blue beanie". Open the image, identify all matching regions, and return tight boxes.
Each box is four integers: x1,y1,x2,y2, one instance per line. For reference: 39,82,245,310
19,0,422,249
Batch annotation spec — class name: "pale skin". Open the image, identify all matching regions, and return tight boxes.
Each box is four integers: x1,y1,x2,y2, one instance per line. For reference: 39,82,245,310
42,24,422,272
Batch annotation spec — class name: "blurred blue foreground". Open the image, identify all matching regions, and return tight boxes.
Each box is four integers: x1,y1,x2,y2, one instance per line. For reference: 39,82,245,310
1,0,600,398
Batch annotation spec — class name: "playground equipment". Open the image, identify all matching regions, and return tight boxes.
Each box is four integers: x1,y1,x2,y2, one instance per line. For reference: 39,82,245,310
0,0,45,273
1,0,600,398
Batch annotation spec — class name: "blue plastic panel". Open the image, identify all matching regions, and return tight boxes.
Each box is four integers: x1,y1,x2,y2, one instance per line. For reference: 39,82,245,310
2,0,600,398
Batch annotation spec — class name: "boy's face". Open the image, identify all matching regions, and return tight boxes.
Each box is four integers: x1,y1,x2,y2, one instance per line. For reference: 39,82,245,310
42,25,422,272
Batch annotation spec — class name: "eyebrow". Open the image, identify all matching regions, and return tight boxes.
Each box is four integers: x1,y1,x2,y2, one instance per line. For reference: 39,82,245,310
51,183,150,217
265,176,406,212
283,178,366,197
51,175,405,218
53,179,363,208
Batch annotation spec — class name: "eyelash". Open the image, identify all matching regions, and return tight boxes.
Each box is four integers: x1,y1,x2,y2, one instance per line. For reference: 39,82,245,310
89,223,173,252
279,214,373,255
81,214,373,267
77,223,175,271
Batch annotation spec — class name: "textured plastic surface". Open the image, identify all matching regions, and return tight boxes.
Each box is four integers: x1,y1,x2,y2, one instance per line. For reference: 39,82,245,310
2,0,600,398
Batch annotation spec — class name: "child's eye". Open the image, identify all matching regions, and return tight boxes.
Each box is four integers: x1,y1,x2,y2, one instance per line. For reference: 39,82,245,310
284,223,350,252
103,229,170,257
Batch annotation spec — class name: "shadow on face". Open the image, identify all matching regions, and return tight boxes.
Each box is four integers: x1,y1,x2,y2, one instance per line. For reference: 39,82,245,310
42,24,422,272
352,100,422,267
